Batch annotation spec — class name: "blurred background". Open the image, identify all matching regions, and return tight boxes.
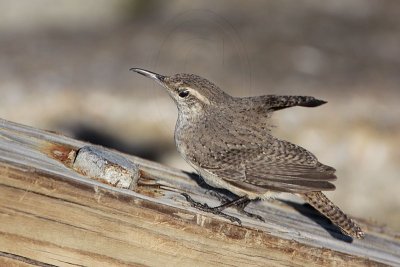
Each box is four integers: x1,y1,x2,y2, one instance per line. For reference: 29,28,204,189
0,0,398,231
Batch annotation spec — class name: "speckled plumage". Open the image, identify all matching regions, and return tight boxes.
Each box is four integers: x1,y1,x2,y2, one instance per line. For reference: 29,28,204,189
132,69,365,239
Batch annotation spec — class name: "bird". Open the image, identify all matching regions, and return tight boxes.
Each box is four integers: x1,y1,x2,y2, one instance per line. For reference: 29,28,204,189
131,68,365,239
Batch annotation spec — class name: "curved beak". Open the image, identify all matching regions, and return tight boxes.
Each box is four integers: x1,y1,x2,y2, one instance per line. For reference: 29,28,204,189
130,68,166,85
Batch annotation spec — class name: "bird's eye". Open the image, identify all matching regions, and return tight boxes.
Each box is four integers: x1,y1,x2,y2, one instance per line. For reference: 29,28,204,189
178,90,190,98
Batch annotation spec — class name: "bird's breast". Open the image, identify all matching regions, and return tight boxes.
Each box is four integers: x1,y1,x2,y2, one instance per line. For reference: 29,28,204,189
174,115,212,166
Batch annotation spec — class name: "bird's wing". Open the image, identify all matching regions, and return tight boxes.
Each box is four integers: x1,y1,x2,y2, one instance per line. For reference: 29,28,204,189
240,95,327,112
200,139,336,193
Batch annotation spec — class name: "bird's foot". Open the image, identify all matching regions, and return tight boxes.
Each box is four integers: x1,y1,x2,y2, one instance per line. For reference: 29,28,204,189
181,193,242,225
235,199,265,222
237,209,265,222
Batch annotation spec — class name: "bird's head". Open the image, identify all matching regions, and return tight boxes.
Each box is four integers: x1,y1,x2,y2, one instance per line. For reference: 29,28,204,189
130,68,230,115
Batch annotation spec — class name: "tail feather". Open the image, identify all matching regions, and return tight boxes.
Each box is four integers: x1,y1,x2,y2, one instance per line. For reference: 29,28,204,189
302,192,365,239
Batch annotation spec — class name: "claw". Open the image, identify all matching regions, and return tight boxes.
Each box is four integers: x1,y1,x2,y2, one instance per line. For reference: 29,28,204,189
239,209,265,223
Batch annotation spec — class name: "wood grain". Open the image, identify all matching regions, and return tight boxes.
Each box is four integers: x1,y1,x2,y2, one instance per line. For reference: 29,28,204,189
0,118,399,266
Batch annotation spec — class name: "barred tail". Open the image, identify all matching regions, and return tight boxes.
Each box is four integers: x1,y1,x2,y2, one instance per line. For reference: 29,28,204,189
302,192,365,239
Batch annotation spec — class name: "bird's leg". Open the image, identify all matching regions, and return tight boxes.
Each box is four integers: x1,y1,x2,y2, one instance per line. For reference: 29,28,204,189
234,198,265,222
204,192,265,222
213,195,250,211
181,193,243,225
181,193,265,224
211,195,265,222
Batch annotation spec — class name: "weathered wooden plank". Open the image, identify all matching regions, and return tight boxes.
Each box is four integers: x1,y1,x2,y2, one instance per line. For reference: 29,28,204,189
0,118,399,266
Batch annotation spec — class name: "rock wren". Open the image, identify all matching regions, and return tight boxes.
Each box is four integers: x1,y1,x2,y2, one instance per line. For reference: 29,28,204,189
131,68,365,239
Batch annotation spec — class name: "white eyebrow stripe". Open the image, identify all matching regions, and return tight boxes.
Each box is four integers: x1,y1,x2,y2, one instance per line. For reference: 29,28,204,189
187,88,210,105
